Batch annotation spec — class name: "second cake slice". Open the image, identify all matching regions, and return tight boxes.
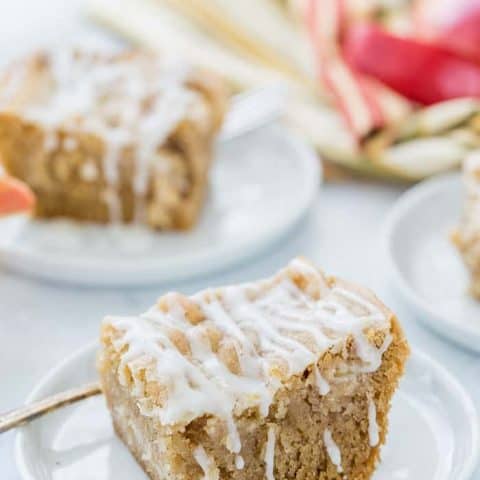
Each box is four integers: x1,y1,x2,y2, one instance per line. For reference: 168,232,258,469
0,49,227,229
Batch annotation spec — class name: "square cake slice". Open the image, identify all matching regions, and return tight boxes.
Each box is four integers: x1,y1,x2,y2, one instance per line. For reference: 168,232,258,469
453,152,480,298
98,258,409,479
0,49,227,229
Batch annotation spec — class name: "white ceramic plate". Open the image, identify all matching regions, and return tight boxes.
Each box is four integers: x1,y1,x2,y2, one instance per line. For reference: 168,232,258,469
384,173,480,352
0,125,320,286
15,342,479,480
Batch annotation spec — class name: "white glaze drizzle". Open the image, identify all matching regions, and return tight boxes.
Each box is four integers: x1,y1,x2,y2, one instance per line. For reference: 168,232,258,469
368,397,380,447
105,258,392,467
264,425,276,480
323,429,343,473
63,136,78,151
193,445,219,480
80,161,99,182
235,455,245,470
314,366,330,395
8,49,196,222
43,131,59,152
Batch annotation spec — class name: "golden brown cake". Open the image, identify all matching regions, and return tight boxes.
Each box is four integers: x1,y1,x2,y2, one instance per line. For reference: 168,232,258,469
453,153,480,298
98,257,409,479
0,49,227,229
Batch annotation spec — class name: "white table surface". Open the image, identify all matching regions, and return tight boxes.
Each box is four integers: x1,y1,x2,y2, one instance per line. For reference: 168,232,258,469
1,2,479,479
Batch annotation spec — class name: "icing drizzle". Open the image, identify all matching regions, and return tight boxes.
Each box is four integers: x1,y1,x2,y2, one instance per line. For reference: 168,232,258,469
323,429,343,473
368,397,380,447
314,366,331,395
194,445,219,480
264,425,276,480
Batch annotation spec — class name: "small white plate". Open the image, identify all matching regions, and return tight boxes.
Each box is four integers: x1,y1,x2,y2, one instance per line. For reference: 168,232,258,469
384,173,480,352
0,125,320,286
16,342,479,480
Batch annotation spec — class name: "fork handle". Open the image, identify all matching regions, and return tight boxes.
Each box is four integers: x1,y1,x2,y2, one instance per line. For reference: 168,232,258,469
0,381,102,434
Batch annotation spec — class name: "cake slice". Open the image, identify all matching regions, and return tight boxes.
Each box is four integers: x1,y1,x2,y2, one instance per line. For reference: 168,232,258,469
0,49,227,229
98,257,409,479
452,152,480,298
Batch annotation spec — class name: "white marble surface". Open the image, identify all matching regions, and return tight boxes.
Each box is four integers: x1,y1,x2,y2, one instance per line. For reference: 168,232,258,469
1,2,479,479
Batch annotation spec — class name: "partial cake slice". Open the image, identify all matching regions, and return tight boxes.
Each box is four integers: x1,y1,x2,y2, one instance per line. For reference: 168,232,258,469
453,152,480,298
0,49,227,229
98,257,409,480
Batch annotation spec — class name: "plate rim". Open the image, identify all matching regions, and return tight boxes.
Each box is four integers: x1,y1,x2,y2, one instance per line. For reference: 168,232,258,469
15,340,479,480
383,172,480,353
1,124,322,286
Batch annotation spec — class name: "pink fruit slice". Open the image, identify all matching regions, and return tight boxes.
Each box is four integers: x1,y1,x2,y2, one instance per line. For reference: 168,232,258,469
0,177,35,216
